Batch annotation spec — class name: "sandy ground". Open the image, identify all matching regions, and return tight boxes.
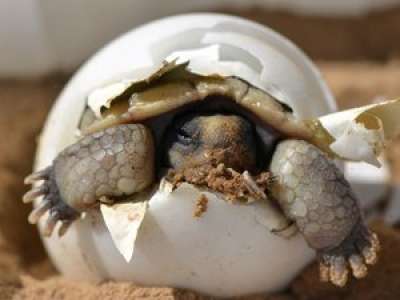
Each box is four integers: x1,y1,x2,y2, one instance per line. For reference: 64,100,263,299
3,8,400,300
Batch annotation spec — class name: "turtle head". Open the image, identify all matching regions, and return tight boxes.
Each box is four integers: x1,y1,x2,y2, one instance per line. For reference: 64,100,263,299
165,113,258,172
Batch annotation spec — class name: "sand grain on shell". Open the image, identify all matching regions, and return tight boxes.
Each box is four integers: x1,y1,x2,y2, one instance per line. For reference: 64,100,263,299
193,194,209,218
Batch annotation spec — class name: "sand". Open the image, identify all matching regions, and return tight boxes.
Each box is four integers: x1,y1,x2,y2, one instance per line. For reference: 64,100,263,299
167,164,273,204
3,8,400,299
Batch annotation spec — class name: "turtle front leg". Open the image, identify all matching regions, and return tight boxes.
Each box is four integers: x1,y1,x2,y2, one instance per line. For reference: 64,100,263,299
270,140,380,287
24,124,154,237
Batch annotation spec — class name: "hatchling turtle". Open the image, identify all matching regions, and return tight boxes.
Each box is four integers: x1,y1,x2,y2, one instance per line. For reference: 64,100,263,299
24,61,379,287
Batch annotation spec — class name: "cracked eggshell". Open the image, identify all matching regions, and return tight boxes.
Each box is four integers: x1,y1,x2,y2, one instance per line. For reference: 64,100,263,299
95,182,312,297
35,14,335,297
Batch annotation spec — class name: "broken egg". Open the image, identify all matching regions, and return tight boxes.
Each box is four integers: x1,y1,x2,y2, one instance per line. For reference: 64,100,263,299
31,14,387,297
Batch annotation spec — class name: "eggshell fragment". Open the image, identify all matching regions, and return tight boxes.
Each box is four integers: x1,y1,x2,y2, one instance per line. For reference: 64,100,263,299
318,99,400,165
100,201,148,262
88,80,134,118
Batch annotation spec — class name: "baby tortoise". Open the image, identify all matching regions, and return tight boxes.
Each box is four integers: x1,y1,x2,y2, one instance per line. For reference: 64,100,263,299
24,61,379,287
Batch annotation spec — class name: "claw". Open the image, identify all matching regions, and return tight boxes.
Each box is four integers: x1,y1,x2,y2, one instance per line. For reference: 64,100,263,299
58,221,72,237
28,200,51,224
24,167,51,184
43,213,59,237
319,261,330,282
370,232,381,252
319,226,380,286
24,165,80,235
349,254,367,279
329,256,349,287
362,245,378,265
23,185,48,203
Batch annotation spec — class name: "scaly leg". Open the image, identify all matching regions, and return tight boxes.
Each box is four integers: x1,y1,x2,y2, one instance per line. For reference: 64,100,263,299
24,124,154,237
270,139,380,287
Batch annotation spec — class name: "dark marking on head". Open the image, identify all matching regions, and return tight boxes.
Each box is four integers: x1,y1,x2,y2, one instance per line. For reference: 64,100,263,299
164,112,258,172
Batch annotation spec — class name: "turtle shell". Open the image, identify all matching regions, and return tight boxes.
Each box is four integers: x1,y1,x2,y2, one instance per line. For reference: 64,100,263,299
81,60,334,157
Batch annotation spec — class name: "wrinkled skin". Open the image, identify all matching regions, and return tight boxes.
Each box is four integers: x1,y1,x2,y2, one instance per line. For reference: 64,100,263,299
269,140,379,286
24,124,154,236
24,112,379,287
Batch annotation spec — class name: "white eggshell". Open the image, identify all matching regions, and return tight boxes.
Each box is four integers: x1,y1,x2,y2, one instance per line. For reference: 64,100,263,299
93,183,314,297
35,14,336,297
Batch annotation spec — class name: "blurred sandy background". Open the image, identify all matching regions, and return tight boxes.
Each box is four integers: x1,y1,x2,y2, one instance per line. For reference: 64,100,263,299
2,7,400,300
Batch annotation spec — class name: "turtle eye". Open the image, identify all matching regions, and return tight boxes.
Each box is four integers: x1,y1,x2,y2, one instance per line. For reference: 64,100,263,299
177,128,193,146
